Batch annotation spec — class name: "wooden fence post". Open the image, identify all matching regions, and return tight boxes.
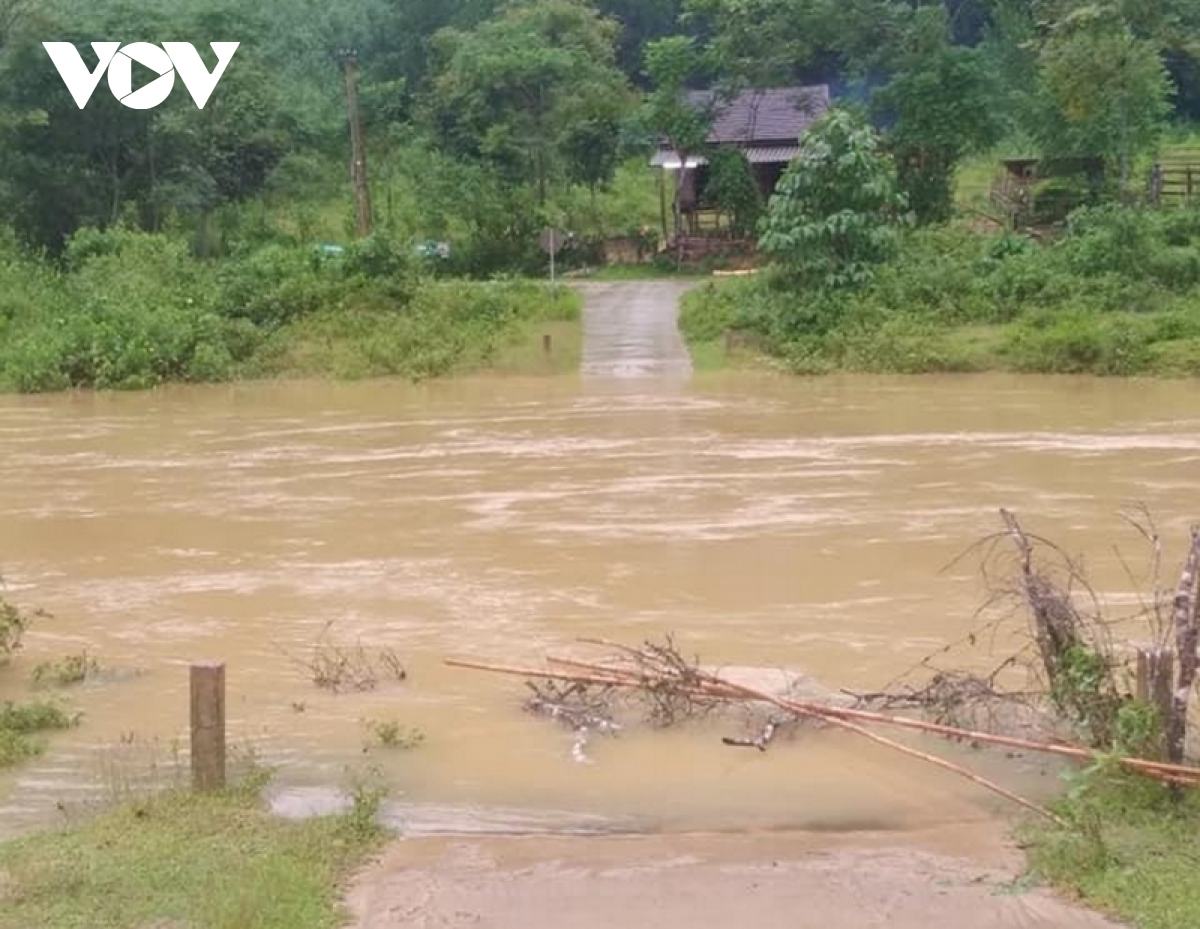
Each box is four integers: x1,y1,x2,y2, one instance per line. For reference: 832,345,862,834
1135,644,1174,758
190,661,226,791
542,333,552,355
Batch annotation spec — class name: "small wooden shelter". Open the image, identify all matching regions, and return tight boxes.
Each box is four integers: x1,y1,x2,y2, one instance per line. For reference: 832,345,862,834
650,85,831,238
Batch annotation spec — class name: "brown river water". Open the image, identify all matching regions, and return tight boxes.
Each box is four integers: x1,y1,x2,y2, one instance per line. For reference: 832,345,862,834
2,364,1199,840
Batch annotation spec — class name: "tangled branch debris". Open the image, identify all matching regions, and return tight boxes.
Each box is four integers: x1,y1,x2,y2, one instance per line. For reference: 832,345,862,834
278,622,408,693
866,509,1199,757
448,510,1200,821
450,644,1077,824
523,679,621,764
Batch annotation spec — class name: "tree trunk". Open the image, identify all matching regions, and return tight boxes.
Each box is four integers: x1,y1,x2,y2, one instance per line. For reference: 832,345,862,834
1167,527,1200,766
672,153,688,267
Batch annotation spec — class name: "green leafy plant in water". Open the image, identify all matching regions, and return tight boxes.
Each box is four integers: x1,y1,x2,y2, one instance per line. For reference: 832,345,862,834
340,765,389,843
363,718,425,750
31,651,99,687
0,598,28,664
0,700,81,768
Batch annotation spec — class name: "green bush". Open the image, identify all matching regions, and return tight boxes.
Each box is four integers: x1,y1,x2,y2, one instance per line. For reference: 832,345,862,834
0,224,574,393
681,204,1200,377
1002,310,1156,374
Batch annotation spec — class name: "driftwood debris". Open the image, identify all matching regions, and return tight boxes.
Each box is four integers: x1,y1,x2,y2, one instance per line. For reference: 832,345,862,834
450,652,1200,781
450,625,1200,827
449,511,1200,823
523,679,621,764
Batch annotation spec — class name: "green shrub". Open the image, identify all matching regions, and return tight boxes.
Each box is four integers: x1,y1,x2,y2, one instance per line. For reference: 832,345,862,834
678,279,745,343
1002,310,1156,375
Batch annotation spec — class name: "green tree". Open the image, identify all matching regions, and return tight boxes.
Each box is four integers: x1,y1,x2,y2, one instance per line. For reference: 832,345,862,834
0,5,293,253
1033,13,1173,189
424,0,631,207
758,108,909,289
682,0,841,87
592,0,685,83
362,0,501,109
704,147,761,237
639,35,711,247
873,7,1004,224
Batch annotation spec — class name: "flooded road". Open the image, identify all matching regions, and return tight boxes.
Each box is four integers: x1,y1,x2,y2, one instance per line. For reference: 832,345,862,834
2,341,1200,838
579,281,695,379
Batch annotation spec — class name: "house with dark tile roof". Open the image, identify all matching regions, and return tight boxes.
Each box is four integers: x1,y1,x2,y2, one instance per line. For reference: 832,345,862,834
650,84,831,236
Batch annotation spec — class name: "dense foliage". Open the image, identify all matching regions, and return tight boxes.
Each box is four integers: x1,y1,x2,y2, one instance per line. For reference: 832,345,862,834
683,206,1200,376
758,108,909,290
0,226,580,391
2,0,1200,389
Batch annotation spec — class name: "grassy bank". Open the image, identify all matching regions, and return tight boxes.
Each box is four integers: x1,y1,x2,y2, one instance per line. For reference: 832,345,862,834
680,207,1200,377
1023,775,1200,929
0,782,387,929
0,227,581,393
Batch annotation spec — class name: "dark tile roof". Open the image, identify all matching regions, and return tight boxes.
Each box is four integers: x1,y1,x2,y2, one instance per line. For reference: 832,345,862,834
684,85,831,145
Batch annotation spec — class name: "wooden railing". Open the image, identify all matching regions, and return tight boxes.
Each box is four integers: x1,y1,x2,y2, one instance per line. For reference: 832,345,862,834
1149,152,1200,205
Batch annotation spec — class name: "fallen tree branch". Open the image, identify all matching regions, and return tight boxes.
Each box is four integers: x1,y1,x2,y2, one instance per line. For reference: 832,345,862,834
446,656,1200,786
448,655,1072,823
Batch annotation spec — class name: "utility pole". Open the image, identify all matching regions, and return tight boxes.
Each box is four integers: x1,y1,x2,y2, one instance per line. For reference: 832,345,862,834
339,47,372,238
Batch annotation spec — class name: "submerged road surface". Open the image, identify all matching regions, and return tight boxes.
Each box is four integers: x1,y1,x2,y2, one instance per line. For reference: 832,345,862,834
577,280,696,378
347,828,1126,929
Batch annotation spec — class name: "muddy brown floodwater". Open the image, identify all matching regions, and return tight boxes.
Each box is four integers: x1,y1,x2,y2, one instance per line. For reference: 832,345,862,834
1,339,1199,848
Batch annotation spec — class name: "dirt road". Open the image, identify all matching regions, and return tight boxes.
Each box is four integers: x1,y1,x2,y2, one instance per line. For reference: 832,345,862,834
345,825,1123,929
576,280,696,378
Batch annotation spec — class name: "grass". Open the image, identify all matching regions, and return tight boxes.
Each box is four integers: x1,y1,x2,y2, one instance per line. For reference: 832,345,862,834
686,333,781,373
0,783,388,929
243,280,583,383
1023,774,1200,929
487,317,583,374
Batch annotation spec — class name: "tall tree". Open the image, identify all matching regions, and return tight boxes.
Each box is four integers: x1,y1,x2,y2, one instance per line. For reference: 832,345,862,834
362,0,501,108
592,0,684,84
1034,14,1172,189
424,0,631,207
872,6,1004,224
639,35,711,248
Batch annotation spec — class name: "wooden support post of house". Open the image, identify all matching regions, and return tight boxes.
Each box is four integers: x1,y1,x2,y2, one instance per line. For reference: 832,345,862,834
190,661,226,791
658,169,669,245
1135,644,1174,757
